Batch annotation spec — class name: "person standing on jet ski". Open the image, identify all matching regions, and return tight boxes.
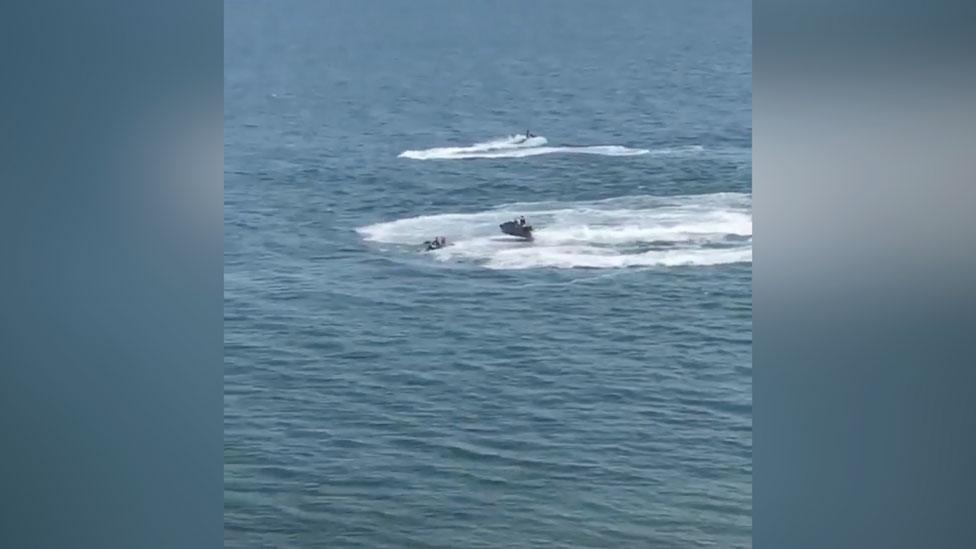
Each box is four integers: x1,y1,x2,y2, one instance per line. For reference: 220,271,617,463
519,216,526,226
424,236,444,251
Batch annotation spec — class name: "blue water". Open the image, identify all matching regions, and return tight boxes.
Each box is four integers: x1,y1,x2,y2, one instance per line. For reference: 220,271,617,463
225,1,751,547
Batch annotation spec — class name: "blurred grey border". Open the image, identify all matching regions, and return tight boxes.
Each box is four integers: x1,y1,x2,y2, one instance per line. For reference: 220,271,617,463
0,2,222,548
755,0,975,547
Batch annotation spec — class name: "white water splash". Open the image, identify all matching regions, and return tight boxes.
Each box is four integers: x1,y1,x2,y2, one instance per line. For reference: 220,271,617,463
398,135,651,160
358,193,752,270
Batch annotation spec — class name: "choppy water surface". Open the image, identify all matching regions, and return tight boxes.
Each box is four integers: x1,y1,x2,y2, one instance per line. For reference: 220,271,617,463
226,1,751,547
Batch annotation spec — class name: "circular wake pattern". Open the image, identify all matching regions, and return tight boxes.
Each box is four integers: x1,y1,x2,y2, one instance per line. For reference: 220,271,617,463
358,192,752,269
398,135,651,160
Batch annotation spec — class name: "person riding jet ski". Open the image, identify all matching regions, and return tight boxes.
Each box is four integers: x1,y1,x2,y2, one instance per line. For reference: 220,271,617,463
515,130,535,144
499,218,533,240
423,236,447,251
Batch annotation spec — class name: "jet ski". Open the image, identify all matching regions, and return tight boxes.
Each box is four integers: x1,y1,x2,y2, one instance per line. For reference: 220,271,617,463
423,237,447,251
500,220,533,240
513,130,535,144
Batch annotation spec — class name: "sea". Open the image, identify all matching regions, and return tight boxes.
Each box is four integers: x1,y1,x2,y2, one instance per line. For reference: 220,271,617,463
225,1,752,547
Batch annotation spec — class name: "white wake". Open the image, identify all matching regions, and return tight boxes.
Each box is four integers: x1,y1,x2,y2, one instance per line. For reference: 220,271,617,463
357,193,752,270
398,135,651,160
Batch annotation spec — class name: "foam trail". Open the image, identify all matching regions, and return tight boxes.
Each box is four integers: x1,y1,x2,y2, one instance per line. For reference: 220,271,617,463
358,193,752,270
648,145,706,156
399,135,650,160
